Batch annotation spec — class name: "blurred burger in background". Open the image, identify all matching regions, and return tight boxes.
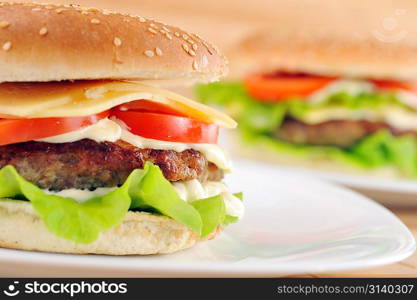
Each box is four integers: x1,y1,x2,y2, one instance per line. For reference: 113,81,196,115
197,9,417,179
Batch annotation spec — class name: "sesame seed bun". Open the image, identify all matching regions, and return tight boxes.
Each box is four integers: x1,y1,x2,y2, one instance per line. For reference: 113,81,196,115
229,24,417,80
0,2,228,83
0,200,221,255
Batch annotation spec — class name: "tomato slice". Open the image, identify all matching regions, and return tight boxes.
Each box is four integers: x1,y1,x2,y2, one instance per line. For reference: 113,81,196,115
113,111,218,144
244,72,337,102
371,80,417,94
115,100,186,116
0,111,109,146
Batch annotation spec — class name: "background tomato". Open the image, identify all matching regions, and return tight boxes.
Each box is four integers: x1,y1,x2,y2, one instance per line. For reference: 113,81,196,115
371,80,417,94
244,73,337,102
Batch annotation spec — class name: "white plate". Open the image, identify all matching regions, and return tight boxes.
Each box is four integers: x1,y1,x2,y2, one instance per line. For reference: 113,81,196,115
0,159,415,277
273,166,417,207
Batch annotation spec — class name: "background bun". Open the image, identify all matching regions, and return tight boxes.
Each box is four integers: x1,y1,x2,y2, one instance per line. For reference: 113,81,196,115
230,22,417,80
0,200,220,255
0,2,228,83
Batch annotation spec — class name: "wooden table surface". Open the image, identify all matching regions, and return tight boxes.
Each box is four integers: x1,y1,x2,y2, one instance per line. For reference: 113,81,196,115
6,0,417,277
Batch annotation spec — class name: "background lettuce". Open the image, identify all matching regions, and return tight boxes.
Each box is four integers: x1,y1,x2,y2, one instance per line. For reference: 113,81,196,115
0,162,238,243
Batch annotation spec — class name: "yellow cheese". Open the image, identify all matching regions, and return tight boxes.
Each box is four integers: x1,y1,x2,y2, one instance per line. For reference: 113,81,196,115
0,80,236,129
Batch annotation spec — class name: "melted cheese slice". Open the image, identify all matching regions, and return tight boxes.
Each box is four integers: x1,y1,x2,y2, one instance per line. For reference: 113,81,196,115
0,80,236,128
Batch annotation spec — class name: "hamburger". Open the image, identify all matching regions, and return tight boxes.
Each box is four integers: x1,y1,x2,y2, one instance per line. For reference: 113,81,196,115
197,23,417,178
0,2,243,255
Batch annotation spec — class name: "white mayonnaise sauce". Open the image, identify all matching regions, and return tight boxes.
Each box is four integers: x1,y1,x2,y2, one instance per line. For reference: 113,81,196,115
173,180,244,218
44,187,117,202
308,79,374,104
37,118,232,172
38,118,122,143
44,180,244,219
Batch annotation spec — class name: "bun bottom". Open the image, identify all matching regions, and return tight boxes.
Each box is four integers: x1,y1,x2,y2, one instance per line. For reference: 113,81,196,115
0,200,221,255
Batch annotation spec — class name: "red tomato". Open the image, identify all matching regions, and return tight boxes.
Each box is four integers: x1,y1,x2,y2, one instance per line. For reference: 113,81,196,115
115,100,186,116
244,72,337,102
0,111,109,146
371,80,417,93
113,111,218,144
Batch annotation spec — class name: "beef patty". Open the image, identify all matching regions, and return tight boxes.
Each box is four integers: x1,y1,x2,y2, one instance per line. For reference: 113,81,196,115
274,118,414,148
0,139,223,191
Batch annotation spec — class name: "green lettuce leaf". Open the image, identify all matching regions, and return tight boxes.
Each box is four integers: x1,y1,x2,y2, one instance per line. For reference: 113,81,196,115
0,165,132,243
0,162,239,244
191,195,225,237
128,163,202,234
223,215,239,226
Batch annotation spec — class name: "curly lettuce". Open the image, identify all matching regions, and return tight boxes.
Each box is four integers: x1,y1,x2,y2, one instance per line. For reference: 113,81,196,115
0,162,240,243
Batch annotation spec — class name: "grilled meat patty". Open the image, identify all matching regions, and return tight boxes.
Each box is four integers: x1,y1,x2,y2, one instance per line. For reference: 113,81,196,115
0,139,223,191
274,118,413,148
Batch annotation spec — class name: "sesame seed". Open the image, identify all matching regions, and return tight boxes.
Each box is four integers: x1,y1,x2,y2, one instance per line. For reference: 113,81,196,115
0,21,10,29
113,37,122,47
90,18,100,24
2,41,11,51
182,34,189,40
189,33,200,43
87,8,100,12
162,26,170,33
174,32,180,37
138,16,146,22
188,49,196,56
144,50,154,57
102,10,111,15
160,29,167,34
39,27,48,36
155,47,163,56
165,33,173,40
150,23,158,29
55,8,64,14
193,61,199,71
32,7,41,11
148,28,158,34
182,44,189,52
192,44,198,51
81,11,89,15
202,41,214,55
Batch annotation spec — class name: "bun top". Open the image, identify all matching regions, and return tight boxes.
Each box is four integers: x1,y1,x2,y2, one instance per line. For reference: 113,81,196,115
230,21,417,81
0,2,228,83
